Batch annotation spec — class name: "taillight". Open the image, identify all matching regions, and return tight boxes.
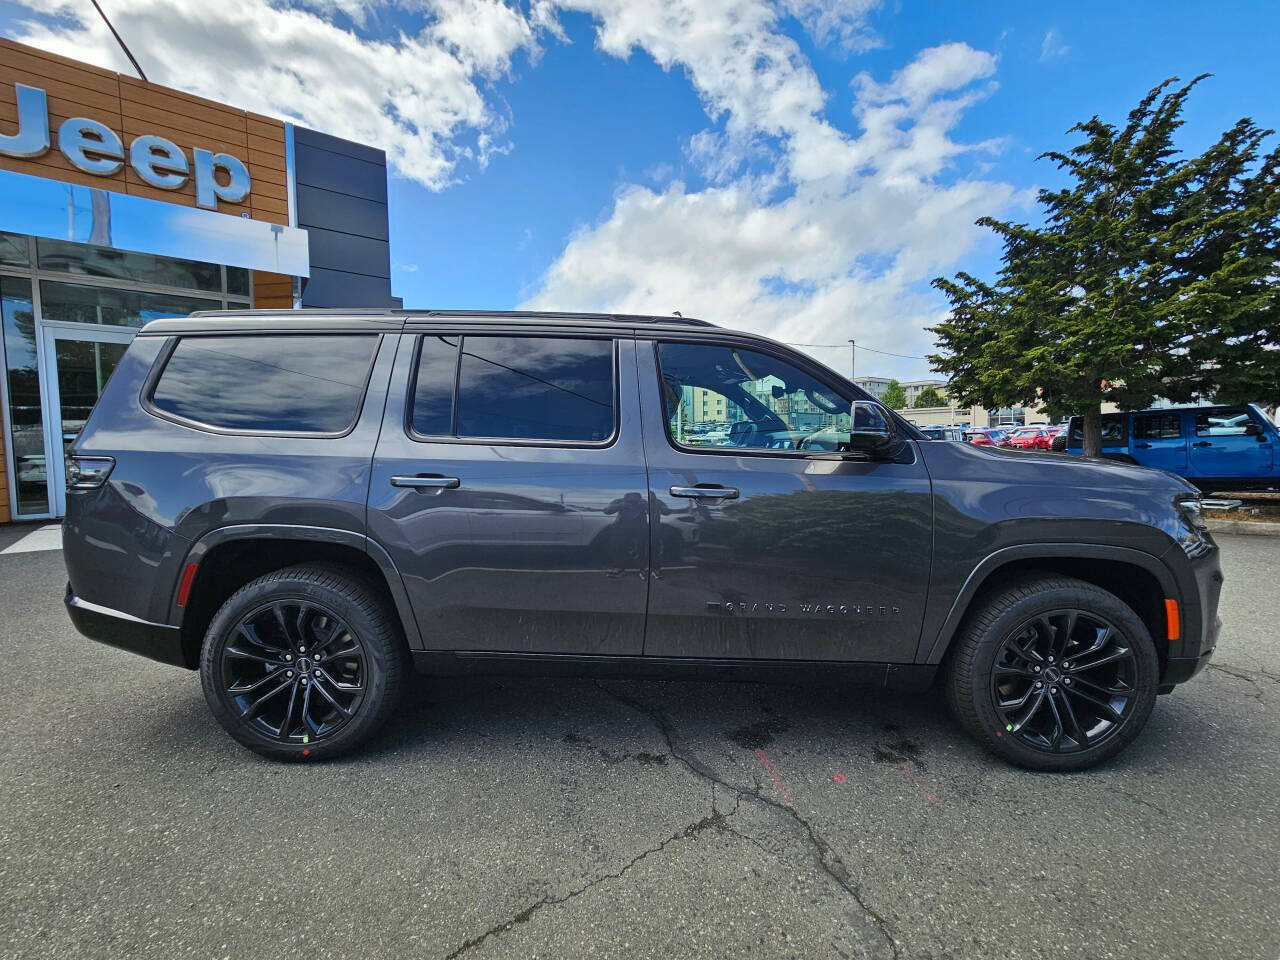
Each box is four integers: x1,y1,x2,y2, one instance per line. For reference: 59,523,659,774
65,455,114,489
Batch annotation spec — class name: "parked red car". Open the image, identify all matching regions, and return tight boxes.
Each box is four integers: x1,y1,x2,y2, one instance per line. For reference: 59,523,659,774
963,428,1012,447
1007,425,1051,450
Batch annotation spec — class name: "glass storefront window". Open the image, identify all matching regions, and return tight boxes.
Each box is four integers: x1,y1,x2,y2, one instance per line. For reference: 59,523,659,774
1,276,48,515
40,281,221,328
0,232,30,268
227,266,251,297
53,338,128,454
37,237,222,293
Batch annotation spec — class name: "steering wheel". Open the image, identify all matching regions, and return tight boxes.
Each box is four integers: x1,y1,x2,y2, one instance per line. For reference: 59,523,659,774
728,421,758,447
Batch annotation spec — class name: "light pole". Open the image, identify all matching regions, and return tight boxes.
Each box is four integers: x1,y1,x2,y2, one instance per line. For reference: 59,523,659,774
848,339,856,380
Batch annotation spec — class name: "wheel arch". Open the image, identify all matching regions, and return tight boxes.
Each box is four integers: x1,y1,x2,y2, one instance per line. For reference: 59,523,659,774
924,544,1177,673
174,525,422,668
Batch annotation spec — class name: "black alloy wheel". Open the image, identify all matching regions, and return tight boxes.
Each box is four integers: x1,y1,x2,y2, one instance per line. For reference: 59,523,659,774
220,599,367,744
991,610,1137,754
945,575,1158,771
201,564,408,760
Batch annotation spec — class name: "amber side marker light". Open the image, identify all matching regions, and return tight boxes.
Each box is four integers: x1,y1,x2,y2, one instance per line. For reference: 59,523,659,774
176,562,199,608
1164,598,1181,641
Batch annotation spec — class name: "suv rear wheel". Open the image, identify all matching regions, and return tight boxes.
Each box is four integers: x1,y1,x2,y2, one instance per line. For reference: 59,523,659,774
945,575,1159,771
199,564,408,760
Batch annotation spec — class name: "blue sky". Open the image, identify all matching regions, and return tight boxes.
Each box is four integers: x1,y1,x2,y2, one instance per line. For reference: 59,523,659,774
3,1,1278,379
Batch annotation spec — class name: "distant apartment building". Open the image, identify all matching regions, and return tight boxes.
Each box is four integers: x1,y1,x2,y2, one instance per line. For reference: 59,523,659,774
852,376,892,400
853,376,949,407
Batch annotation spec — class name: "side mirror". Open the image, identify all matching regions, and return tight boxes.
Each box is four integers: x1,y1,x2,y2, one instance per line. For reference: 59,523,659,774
1244,421,1263,438
847,400,894,452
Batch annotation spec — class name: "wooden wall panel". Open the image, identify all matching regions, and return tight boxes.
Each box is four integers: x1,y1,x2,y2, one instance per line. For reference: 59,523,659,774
253,271,293,309
0,38,288,225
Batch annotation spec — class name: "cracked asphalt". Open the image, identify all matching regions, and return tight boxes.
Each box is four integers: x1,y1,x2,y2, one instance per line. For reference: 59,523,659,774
2,529,1278,960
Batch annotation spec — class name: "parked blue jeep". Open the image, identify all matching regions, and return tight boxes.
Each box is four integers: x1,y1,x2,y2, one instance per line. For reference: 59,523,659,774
1063,404,1279,491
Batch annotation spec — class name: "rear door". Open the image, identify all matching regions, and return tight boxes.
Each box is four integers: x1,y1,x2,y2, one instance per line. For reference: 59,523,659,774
1189,406,1274,480
1130,411,1188,474
368,326,649,655
637,336,932,663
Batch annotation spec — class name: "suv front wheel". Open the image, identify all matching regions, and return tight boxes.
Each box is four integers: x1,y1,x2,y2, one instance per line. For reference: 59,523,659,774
945,575,1159,771
200,564,409,760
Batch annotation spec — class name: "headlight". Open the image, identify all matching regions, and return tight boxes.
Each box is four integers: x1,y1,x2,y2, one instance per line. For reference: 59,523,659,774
1175,495,1212,556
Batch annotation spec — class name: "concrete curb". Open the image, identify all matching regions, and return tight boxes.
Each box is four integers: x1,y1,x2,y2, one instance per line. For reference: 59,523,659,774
1206,517,1280,537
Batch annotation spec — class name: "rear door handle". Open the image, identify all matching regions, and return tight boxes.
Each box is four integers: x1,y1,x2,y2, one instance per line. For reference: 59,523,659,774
391,475,460,490
1192,441,1212,448
670,485,739,500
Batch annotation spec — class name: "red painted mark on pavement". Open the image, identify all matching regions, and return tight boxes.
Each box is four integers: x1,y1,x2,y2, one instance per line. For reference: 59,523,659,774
896,760,941,807
832,772,848,784
755,748,793,806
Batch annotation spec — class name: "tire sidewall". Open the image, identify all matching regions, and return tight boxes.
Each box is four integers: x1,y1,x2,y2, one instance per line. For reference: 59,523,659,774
964,584,1159,772
200,570,398,761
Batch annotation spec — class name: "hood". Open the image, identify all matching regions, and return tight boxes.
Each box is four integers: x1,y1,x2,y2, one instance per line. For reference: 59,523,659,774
920,440,1198,497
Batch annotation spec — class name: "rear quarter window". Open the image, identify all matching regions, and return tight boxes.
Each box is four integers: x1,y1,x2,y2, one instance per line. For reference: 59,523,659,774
150,334,378,434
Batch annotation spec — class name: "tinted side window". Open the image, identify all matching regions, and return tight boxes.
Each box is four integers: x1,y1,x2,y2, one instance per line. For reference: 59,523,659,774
1134,413,1182,439
409,335,459,436
1068,414,1126,445
455,336,615,442
1195,407,1252,437
152,335,377,433
656,341,851,452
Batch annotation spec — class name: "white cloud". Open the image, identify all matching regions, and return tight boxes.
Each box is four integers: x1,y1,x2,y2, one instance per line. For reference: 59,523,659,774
1040,27,1069,62
4,0,546,190
524,8,1023,379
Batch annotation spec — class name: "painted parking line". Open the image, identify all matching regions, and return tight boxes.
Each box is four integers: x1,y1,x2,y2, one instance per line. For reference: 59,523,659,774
0,524,63,555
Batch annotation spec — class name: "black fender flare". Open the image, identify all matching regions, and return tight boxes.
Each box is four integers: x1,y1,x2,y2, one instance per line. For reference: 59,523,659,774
921,542,1179,664
174,524,424,649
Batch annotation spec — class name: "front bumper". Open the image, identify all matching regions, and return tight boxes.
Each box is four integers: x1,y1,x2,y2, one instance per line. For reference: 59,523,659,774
65,584,188,668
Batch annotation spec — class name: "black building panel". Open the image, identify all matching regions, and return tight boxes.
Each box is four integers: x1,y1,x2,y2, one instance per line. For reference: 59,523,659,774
306,226,391,278
295,184,389,242
293,125,395,307
302,267,395,308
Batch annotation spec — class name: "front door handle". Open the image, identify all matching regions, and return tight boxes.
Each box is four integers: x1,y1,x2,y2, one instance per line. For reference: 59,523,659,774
670,485,739,500
391,475,460,490
1192,441,1212,448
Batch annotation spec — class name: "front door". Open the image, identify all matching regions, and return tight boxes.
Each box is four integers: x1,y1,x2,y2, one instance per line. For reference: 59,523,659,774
1189,407,1274,480
638,337,933,663
368,329,650,655
41,324,133,516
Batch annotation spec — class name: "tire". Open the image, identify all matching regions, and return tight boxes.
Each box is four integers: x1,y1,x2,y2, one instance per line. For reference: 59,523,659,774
200,563,409,761
944,575,1159,772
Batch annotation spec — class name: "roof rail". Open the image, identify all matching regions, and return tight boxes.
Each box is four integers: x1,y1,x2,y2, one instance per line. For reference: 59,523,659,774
186,307,714,327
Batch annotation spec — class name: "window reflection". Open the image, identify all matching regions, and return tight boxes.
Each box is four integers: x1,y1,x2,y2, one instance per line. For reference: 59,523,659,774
410,336,459,436
40,281,220,328
657,342,851,452
455,337,615,442
152,335,378,433
1,277,48,515
0,232,30,267
37,237,222,292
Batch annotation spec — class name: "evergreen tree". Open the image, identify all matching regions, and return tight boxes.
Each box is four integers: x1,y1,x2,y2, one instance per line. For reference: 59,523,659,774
930,77,1279,457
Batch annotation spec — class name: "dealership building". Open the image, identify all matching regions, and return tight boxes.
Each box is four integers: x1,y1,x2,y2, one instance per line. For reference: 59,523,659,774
0,38,397,523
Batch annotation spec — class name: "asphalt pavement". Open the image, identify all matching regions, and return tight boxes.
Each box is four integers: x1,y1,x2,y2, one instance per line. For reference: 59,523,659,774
2,527,1277,960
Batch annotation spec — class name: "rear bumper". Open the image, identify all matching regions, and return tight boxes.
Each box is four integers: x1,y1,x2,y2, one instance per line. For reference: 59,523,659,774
65,584,189,669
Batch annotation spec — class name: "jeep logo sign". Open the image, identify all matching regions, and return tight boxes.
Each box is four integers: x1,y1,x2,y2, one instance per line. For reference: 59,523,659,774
0,83,251,210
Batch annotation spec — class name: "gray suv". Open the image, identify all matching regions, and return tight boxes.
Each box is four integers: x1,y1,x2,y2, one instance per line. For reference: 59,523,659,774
62,310,1222,770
